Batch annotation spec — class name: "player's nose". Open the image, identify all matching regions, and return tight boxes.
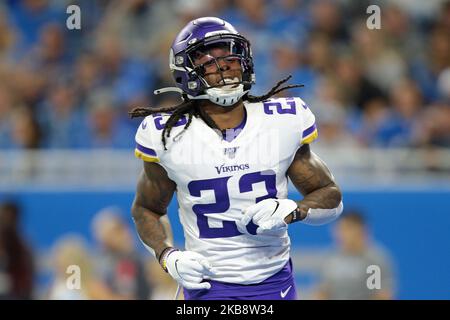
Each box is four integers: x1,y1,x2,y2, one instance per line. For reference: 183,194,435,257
217,58,232,71
219,64,231,72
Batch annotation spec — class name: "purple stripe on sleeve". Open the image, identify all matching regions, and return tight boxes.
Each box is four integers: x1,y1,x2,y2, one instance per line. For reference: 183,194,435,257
136,143,157,156
302,123,316,138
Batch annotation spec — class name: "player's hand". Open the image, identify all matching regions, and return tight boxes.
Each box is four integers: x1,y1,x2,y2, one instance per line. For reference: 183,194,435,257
165,250,214,290
237,199,298,235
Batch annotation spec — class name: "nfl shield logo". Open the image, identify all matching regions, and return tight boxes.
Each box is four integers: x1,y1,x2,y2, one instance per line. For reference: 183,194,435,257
224,147,239,159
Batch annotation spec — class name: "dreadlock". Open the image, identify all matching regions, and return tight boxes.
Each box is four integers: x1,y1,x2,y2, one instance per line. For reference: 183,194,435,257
129,75,304,150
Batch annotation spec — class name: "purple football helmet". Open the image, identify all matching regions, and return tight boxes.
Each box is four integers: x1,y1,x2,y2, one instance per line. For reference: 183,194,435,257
163,17,255,107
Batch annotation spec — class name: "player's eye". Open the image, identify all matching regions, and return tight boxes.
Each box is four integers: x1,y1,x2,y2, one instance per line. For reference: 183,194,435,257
203,59,217,67
192,52,214,66
196,61,218,76
221,56,241,63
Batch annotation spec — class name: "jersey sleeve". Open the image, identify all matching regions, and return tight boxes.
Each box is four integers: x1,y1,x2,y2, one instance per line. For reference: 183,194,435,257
296,98,318,145
134,116,160,163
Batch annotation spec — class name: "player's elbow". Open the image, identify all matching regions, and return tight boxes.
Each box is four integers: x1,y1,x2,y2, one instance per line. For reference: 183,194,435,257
301,184,343,226
326,183,344,222
329,183,343,208
319,181,342,209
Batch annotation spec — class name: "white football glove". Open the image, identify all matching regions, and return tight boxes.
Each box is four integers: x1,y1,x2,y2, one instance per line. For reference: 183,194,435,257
165,250,214,290
237,199,298,235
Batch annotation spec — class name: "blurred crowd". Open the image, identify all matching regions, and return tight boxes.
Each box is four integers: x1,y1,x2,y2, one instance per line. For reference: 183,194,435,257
0,199,395,300
0,0,448,150
0,201,179,300
45,207,178,300
312,211,395,300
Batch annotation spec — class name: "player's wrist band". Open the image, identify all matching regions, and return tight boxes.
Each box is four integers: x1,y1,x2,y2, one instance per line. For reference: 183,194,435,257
290,206,307,222
159,247,179,273
158,247,171,263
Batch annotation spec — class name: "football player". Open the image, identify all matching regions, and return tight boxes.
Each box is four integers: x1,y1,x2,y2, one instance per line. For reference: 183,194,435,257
130,17,343,300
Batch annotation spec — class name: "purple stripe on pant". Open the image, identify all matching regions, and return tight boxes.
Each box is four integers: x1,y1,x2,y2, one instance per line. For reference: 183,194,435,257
184,259,297,300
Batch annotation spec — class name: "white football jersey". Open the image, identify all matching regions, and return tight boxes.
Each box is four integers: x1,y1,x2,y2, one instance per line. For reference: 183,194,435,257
134,97,317,284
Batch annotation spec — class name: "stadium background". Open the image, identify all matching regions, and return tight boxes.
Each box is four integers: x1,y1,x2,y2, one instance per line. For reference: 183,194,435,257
0,0,449,299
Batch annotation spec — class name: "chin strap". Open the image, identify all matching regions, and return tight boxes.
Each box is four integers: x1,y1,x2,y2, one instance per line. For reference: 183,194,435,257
154,87,184,95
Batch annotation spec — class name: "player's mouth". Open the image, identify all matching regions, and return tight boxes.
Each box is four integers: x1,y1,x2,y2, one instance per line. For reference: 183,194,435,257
218,77,240,89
